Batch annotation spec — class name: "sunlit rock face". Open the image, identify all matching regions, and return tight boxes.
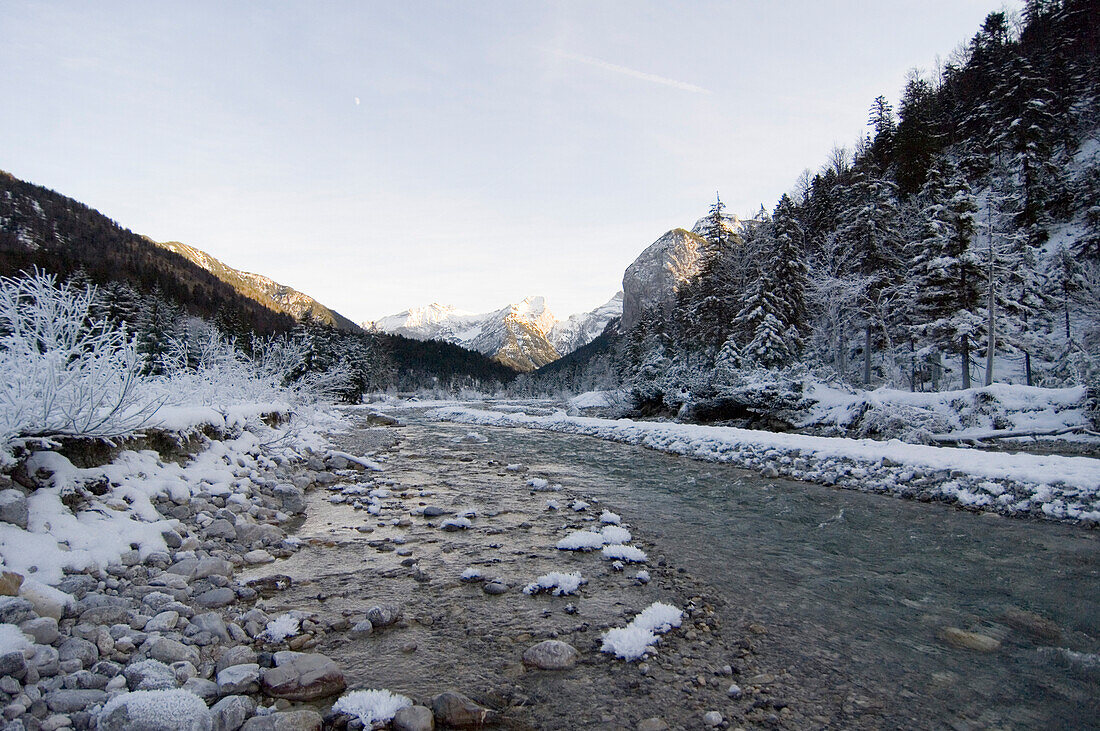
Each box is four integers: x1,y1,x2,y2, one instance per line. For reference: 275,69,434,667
621,228,712,331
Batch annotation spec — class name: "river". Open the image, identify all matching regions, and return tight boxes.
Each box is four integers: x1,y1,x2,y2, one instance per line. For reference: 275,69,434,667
254,408,1100,729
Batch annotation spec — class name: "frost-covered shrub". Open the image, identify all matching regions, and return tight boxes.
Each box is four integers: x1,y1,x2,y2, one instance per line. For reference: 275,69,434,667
853,402,952,443
0,272,161,448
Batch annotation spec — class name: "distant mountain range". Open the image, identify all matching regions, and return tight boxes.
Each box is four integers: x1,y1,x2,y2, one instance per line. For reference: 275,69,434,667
366,293,623,371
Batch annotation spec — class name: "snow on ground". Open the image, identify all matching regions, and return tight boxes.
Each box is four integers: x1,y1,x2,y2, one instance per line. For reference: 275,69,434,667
803,382,1091,441
432,406,1100,525
0,405,331,584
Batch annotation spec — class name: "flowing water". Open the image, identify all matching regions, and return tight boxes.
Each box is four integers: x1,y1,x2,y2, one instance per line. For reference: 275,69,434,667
254,410,1099,729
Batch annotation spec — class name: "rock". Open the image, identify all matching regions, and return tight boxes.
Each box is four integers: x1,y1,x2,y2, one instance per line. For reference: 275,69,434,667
29,644,60,676
65,669,109,689
0,596,33,624
939,627,1001,652
430,691,497,728
19,583,70,622
242,550,274,565
19,617,57,645
167,558,234,582
193,588,237,609
260,652,346,701
149,637,201,667
145,611,180,633
240,710,322,731
44,689,106,713
0,571,24,596
392,705,434,731
124,659,179,691
97,689,212,730
57,638,98,668
204,519,237,541
422,507,447,518
482,582,507,596
1001,607,1061,641
272,485,306,515
365,604,401,628
727,683,742,699
0,490,28,530
636,719,669,731
703,711,723,727
78,606,131,626
190,613,231,642
217,664,261,695
348,620,373,639
521,640,578,670
210,695,255,731
0,651,26,679
183,677,220,702
216,646,259,674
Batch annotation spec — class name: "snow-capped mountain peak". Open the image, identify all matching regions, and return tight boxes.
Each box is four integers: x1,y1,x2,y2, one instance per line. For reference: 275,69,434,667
365,294,622,372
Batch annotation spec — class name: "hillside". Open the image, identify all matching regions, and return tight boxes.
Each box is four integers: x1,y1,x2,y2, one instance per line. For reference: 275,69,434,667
0,171,295,334
155,240,361,331
524,0,1100,414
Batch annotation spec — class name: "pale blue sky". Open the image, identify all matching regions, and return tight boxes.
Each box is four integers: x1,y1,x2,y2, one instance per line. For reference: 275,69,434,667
1,1,1019,322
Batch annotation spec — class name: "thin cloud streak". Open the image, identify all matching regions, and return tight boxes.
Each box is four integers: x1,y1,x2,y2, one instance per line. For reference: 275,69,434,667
551,49,712,94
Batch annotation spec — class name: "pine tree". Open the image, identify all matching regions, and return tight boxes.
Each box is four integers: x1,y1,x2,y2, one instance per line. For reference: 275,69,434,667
911,165,984,388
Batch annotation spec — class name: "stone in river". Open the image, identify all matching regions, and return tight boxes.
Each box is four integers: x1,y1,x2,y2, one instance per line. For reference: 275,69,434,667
939,627,1001,652
260,652,346,701
430,691,497,728
521,640,579,670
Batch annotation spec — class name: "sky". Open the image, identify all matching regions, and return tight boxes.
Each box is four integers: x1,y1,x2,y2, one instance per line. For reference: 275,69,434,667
0,1,1022,323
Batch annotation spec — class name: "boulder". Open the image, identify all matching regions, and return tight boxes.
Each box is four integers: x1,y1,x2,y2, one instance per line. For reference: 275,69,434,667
149,637,200,667
260,652,346,701
216,646,259,674
240,710,322,731
0,571,24,596
393,705,435,731
194,588,237,609
124,659,179,691
0,490,28,529
217,663,261,695
167,558,233,582
45,689,107,713
210,695,255,731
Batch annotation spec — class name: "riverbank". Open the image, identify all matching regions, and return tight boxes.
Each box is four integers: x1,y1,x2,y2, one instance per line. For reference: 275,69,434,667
428,404,1100,527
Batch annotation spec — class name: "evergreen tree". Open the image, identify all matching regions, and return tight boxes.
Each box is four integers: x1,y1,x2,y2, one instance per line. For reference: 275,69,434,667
911,166,984,388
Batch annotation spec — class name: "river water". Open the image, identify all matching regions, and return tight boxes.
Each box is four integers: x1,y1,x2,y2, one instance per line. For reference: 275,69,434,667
402,410,1099,730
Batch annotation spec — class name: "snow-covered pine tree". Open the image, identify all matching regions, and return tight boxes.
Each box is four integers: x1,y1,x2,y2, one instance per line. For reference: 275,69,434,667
836,169,904,384
911,163,984,389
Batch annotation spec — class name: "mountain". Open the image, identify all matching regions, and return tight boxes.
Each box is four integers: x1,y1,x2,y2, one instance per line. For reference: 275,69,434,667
621,228,714,331
0,170,294,334
155,240,361,331
367,294,623,372
0,171,360,334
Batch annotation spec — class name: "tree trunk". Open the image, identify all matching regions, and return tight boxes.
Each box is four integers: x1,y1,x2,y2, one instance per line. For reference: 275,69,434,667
863,325,872,386
837,308,846,377
1025,351,1033,387
961,337,971,390
985,206,996,387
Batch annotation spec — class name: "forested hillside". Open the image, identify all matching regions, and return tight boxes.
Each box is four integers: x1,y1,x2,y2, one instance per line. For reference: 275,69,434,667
525,0,1100,410
0,171,517,395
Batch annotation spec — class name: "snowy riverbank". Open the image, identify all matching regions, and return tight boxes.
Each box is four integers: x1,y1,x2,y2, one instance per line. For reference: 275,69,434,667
429,405,1100,525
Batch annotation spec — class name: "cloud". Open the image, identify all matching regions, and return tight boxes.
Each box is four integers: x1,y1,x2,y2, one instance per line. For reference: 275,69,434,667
551,49,711,94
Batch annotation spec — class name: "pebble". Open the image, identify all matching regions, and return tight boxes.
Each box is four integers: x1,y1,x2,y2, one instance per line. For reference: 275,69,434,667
482,581,507,596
